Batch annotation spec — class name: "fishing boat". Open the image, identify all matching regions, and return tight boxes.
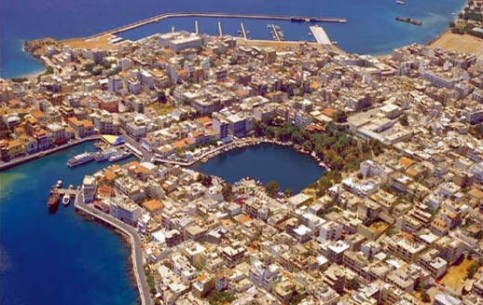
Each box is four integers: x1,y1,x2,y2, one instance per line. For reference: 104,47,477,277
62,193,71,206
47,191,61,212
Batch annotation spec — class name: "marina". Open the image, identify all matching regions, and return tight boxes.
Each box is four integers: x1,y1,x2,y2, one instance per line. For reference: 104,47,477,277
89,12,347,39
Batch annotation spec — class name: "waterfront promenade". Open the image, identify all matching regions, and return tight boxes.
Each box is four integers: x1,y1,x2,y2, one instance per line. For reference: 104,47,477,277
0,135,100,172
74,193,153,305
154,137,329,170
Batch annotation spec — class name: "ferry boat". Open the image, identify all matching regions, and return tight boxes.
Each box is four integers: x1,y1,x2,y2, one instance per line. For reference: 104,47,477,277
67,152,94,167
62,193,71,206
94,148,118,162
108,150,132,162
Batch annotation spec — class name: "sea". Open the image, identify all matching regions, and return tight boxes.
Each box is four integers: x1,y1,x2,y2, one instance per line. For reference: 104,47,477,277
0,142,138,305
1,0,465,78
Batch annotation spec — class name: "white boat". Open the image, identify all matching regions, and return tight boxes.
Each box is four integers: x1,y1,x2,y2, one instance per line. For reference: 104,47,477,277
67,152,94,167
94,148,118,162
56,180,63,188
396,0,405,4
62,193,70,206
108,150,132,162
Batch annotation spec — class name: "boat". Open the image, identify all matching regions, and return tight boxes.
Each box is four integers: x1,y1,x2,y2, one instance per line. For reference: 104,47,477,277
396,0,405,5
56,180,63,188
108,150,132,162
47,190,61,212
67,152,94,167
62,193,71,206
395,16,422,26
94,148,118,162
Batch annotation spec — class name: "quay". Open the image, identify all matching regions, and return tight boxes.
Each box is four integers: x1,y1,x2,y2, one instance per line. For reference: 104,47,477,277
218,21,223,37
74,192,153,305
89,12,347,38
269,24,283,41
310,25,332,45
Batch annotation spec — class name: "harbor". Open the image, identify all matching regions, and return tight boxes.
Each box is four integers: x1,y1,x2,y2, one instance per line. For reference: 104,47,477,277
47,180,79,212
88,12,347,39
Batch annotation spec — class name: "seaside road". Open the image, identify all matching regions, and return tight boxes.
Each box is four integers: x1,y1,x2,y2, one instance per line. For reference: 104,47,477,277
74,194,153,305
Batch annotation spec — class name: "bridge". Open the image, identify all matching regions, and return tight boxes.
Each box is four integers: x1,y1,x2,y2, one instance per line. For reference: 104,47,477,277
89,12,347,38
74,192,154,305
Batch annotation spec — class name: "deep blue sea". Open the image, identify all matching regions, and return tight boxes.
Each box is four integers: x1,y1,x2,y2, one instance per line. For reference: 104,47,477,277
193,143,324,193
0,142,138,305
1,0,465,78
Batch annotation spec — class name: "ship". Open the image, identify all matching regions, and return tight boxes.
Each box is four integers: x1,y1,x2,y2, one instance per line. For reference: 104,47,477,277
395,16,422,26
290,16,305,23
48,190,61,212
94,148,118,162
396,0,405,5
67,152,94,167
108,150,132,162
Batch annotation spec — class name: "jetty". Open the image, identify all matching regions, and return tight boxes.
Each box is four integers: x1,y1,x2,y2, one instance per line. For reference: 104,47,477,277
240,23,248,40
309,25,332,45
88,12,347,38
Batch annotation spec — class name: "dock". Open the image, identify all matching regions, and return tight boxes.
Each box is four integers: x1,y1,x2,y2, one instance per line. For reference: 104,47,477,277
218,21,223,37
88,12,347,38
309,25,332,45
269,24,284,41
240,22,248,40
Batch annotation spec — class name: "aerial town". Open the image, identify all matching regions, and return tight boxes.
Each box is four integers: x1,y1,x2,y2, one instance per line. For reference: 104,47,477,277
0,29,482,305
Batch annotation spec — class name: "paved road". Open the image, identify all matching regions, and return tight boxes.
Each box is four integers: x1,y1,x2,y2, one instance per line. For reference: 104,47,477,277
74,193,153,305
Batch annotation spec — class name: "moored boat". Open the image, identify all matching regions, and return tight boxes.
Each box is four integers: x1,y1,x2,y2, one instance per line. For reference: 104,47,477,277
48,191,61,212
108,150,132,162
62,193,71,206
67,152,94,167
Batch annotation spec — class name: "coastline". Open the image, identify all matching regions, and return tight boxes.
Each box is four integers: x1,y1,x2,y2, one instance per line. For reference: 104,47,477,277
74,193,153,305
0,135,100,172
75,208,142,305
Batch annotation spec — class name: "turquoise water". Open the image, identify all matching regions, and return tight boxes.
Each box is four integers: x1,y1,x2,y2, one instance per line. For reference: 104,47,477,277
193,143,324,193
0,142,138,305
1,0,465,78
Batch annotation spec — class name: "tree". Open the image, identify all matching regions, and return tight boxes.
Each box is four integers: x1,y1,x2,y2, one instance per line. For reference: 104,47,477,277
222,183,233,201
265,180,280,197
284,188,293,197
467,261,480,279
400,113,409,126
346,278,360,290
199,174,213,187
